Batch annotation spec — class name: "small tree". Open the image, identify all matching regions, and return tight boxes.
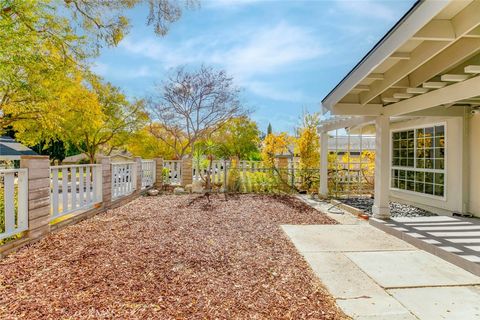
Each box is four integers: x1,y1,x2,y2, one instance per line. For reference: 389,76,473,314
261,133,291,167
296,112,320,192
209,116,261,160
148,65,247,158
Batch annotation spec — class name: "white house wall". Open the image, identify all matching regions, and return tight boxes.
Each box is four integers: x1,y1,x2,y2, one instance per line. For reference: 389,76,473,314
469,114,480,217
389,116,464,215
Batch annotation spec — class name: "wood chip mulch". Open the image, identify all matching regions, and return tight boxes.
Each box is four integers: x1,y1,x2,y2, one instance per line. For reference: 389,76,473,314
0,194,348,319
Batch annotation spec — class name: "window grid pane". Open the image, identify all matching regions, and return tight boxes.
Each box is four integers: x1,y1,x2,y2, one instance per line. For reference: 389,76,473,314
391,125,445,197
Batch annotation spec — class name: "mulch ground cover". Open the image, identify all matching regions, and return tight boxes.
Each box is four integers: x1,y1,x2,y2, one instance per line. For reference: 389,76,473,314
0,194,348,319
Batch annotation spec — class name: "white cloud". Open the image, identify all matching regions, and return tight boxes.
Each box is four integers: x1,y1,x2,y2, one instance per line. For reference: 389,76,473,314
119,21,328,97
221,22,328,80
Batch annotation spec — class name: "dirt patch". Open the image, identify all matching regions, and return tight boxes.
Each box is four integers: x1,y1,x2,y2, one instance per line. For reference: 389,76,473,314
0,194,347,319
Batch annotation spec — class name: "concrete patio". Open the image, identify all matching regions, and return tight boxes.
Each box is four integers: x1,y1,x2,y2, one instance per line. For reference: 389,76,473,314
286,198,480,319
371,215,480,276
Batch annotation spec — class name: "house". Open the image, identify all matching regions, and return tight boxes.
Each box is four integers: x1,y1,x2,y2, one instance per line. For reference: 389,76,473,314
319,0,480,218
327,135,375,156
0,136,37,168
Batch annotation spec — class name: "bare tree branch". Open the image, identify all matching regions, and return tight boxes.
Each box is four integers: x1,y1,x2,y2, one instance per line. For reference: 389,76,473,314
148,66,248,158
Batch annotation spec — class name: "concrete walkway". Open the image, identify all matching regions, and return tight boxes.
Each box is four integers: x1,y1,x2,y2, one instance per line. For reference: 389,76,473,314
285,198,480,319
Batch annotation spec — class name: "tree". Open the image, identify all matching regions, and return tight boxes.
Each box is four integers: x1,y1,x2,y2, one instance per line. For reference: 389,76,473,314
261,133,291,167
209,116,261,160
62,77,148,163
148,65,247,158
296,112,320,169
61,0,197,49
1,0,193,132
296,112,320,192
267,123,272,135
126,126,177,159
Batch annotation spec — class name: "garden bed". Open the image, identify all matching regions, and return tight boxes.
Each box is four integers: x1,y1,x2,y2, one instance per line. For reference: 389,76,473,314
0,194,346,319
339,197,437,217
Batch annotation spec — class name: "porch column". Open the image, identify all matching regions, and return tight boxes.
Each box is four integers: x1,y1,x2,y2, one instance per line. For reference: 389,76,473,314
372,115,391,219
319,131,329,198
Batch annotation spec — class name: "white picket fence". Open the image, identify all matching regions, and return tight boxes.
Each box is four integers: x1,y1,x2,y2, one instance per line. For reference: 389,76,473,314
141,160,156,189
192,160,266,185
193,160,228,184
163,160,182,185
0,169,28,240
50,164,102,220
112,162,136,199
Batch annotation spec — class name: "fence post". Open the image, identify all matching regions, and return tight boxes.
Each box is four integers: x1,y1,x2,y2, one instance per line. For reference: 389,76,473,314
154,158,163,189
134,157,142,194
98,156,112,209
181,156,193,186
20,155,50,240
275,155,290,191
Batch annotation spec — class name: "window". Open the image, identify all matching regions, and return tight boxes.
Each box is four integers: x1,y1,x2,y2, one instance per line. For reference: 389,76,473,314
391,124,445,197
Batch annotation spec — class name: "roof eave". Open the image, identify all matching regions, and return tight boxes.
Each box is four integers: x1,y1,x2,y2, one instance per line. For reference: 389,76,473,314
321,0,450,111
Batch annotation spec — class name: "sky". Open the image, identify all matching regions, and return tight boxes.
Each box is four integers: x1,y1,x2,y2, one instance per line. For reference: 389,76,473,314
92,0,415,134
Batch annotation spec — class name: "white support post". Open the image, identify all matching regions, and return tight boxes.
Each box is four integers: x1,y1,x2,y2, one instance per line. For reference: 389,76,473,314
319,131,329,198
372,115,391,219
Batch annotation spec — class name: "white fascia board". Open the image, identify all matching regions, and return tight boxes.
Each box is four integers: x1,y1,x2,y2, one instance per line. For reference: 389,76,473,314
318,116,376,133
322,0,450,111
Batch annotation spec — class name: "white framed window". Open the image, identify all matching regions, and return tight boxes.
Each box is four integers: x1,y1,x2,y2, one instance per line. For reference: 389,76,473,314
391,124,445,198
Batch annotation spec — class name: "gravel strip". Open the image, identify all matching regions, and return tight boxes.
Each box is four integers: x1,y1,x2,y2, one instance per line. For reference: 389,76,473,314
0,194,347,319
339,197,437,217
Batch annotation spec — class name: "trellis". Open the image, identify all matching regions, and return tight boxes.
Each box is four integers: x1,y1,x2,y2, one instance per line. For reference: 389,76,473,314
328,127,375,198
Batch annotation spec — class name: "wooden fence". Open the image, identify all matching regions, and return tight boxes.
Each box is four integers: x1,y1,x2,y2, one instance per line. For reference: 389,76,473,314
0,169,28,240
50,164,102,220
112,162,136,199
0,156,160,254
141,160,156,189
163,160,182,185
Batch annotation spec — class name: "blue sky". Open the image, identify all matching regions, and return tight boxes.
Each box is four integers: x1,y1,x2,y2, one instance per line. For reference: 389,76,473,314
92,0,415,133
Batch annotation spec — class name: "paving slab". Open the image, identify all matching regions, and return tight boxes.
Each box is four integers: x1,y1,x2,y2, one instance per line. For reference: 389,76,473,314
302,252,387,299
281,225,414,253
346,250,480,288
302,252,416,319
389,286,480,319
296,195,363,225
393,216,460,223
336,296,417,320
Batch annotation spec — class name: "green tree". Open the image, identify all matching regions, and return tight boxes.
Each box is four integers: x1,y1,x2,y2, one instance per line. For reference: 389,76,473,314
65,78,148,163
267,123,272,135
209,116,261,160
1,0,193,133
